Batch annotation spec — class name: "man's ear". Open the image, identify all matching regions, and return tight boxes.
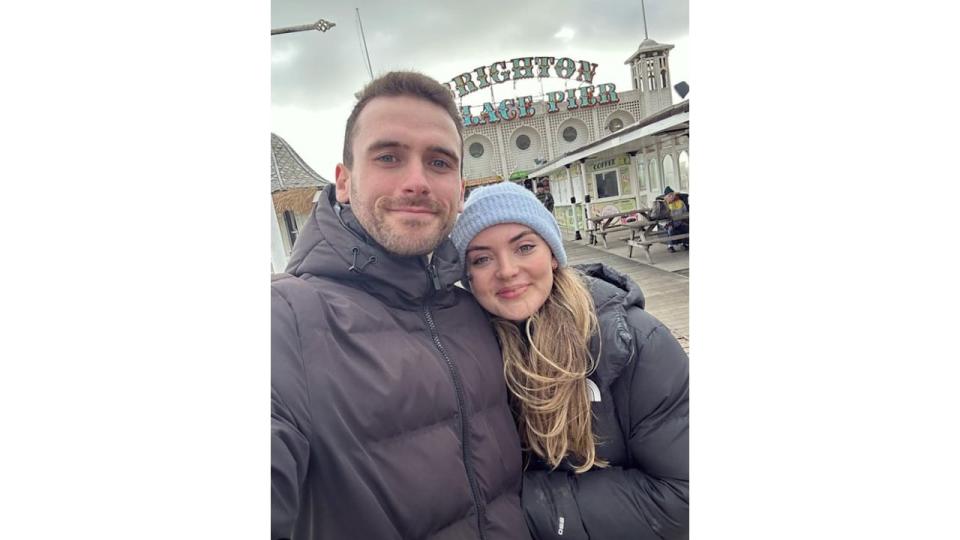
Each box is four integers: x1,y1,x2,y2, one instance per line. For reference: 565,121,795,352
335,163,351,203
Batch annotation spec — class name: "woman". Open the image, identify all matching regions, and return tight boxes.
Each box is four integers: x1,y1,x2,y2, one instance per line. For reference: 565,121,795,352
451,182,689,540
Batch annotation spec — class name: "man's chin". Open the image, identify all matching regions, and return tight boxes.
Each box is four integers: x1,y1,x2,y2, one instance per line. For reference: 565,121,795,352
375,225,446,256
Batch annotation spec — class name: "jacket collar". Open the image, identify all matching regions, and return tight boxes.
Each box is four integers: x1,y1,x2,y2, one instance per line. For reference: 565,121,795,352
284,184,463,309
576,263,647,387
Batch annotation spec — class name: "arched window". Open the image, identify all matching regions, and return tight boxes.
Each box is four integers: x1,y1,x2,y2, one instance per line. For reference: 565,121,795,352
283,210,299,249
678,150,689,191
636,157,647,191
469,142,484,158
662,155,676,192
510,128,543,170
648,160,660,194
464,135,495,179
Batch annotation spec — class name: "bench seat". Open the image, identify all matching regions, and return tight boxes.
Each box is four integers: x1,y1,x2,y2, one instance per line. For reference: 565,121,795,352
626,233,689,263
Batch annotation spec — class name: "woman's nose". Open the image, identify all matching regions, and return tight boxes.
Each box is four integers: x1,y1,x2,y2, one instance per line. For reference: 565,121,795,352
495,258,518,279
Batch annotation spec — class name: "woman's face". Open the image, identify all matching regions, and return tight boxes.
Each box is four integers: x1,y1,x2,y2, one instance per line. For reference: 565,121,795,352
465,223,558,322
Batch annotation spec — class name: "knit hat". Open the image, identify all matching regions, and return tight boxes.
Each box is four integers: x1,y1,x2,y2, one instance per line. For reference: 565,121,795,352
663,186,674,195
451,181,567,269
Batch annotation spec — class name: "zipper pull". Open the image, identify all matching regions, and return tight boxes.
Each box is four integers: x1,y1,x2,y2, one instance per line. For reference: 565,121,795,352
428,263,442,291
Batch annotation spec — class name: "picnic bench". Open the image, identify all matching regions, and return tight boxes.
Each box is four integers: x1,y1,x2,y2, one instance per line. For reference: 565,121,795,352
625,213,690,264
587,210,641,248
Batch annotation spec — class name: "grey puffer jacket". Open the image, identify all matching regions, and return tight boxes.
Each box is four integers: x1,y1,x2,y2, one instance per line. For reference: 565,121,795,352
520,263,689,540
272,185,531,540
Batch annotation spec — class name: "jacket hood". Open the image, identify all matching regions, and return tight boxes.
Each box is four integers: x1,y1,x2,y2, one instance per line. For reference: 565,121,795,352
284,184,464,309
573,263,647,391
574,263,646,312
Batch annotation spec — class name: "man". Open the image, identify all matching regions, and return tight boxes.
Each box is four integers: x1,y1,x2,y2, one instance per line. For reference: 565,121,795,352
535,182,554,213
271,72,531,540
663,187,689,252
662,185,689,210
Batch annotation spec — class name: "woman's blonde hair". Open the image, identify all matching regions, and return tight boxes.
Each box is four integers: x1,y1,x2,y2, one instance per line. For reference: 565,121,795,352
492,266,607,473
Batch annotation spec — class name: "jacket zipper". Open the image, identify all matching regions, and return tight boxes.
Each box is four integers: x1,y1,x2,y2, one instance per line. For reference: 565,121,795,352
423,303,487,540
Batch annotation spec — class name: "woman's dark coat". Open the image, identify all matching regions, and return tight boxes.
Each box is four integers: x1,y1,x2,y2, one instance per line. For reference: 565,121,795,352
521,263,689,539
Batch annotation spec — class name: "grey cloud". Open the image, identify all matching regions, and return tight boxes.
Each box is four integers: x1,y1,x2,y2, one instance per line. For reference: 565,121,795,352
272,0,687,110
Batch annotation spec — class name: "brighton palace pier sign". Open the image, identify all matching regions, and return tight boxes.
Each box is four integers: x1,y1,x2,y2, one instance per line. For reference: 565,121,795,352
447,56,619,127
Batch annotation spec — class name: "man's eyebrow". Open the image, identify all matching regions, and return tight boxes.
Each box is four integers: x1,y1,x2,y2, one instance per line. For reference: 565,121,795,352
366,140,407,153
465,229,534,254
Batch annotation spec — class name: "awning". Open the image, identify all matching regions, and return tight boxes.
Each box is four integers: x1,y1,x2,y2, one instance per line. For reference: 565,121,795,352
465,175,504,188
526,100,689,177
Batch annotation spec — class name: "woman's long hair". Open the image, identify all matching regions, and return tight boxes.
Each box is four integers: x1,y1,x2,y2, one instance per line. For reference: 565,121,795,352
492,266,607,473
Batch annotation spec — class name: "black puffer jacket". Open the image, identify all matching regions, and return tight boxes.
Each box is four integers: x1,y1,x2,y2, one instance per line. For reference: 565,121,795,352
521,263,689,540
272,185,531,540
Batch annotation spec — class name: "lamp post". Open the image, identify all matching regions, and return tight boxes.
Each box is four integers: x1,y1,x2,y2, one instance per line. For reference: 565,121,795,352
270,18,335,273
271,18,335,36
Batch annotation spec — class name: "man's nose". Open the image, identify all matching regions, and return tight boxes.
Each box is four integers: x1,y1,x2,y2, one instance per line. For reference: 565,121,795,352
399,160,430,195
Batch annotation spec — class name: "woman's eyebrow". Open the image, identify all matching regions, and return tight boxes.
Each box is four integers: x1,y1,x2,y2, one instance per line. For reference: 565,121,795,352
465,229,535,253
509,230,535,243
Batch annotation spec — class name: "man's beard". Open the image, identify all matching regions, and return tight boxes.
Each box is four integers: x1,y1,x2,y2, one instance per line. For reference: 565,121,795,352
350,184,454,256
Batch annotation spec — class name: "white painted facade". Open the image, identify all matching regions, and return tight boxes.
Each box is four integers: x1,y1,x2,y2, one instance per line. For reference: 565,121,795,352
460,38,688,235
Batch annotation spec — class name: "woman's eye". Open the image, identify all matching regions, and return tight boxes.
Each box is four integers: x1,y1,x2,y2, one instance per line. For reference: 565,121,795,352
470,256,490,267
517,244,535,254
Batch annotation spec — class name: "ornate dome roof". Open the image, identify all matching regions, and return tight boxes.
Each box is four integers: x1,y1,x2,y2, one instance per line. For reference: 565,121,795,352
271,133,329,193
625,37,675,64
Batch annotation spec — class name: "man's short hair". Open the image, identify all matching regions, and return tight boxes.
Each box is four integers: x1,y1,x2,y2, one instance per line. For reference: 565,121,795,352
342,71,464,168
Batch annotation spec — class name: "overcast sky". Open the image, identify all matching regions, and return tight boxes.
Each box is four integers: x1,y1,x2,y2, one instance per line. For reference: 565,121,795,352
271,0,688,181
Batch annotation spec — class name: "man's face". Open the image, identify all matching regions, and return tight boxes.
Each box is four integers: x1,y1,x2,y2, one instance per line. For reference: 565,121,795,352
335,95,464,256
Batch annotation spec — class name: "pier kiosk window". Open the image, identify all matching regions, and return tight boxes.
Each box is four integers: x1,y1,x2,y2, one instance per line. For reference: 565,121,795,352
595,170,620,199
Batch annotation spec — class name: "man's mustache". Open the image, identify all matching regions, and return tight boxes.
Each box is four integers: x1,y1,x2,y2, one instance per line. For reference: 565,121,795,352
380,196,442,212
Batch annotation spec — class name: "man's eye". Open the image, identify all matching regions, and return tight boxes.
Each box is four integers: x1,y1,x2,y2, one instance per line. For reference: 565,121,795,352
430,159,451,169
376,154,397,163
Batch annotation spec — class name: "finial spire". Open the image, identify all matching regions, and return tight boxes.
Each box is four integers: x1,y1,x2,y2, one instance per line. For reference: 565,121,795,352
641,0,649,40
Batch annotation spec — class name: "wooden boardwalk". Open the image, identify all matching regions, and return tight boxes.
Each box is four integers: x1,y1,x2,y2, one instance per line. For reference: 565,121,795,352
564,239,689,351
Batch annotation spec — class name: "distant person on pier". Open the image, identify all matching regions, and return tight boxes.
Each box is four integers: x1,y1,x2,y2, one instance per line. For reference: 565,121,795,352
535,182,555,213
663,186,689,252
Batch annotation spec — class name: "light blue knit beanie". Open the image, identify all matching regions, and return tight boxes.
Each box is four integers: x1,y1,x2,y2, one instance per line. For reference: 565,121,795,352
451,181,567,268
